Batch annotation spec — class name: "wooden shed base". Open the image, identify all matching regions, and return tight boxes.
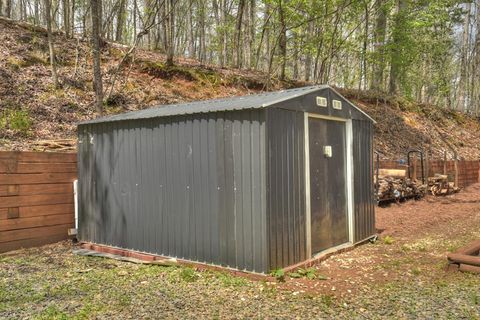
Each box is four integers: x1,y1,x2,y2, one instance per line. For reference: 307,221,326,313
79,242,273,281
447,240,480,274
80,237,376,280
283,236,377,273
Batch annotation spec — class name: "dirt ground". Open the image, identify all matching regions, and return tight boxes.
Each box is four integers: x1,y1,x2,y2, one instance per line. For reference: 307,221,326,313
1,185,480,319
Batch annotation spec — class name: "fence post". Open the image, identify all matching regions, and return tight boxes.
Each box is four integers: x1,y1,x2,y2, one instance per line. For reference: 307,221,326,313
425,149,429,180
443,150,447,175
413,156,417,181
454,151,458,187
478,161,480,183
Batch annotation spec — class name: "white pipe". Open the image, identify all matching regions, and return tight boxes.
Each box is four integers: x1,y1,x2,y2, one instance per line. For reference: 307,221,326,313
74,179,78,230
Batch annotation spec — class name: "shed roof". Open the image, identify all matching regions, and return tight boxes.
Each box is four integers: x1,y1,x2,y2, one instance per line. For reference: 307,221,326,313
81,85,374,125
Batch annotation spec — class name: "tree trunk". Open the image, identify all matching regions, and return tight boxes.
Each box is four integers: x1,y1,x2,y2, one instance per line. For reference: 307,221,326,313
34,0,40,24
115,0,126,42
389,0,406,95
71,0,75,36
233,0,245,68
188,0,196,59
166,0,175,66
371,0,387,91
91,0,103,114
304,20,314,81
458,3,471,111
5,0,11,18
249,0,255,68
360,1,369,91
44,0,59,88
63,0,70,37
473,0,480,115
278,0,287,80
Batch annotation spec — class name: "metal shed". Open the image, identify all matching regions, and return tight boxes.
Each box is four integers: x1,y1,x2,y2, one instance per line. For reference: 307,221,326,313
77,85,376,273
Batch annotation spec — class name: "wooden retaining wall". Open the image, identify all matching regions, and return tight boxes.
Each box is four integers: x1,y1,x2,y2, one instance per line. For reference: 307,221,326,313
0,151,77,253
376,160,480,188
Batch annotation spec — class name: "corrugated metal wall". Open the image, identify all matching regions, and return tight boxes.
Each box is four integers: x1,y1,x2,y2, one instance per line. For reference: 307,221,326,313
78,109,268,272
352,119,375,242
266,108,306,270
265,109,375,270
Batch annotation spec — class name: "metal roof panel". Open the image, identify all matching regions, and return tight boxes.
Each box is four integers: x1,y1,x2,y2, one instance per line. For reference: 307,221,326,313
79,85,375,125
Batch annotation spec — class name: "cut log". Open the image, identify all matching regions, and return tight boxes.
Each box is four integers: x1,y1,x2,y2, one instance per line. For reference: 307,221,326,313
456,240,480,255
459,264,480,274
378,169,406,178
447,253,480,267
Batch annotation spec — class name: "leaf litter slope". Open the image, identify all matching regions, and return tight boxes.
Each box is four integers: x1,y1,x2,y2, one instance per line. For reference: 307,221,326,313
1,18,480,160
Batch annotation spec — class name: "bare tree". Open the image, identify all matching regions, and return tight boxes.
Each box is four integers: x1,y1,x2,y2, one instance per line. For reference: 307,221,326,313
371,0,387,91
458,3,471,111
473,0,480,115
115,0,126,41
63,0,70,37
44,0,59,88
91,0,104,114
165,0,175,65
389,0,406,95
5,0,11,17
233,0,245,68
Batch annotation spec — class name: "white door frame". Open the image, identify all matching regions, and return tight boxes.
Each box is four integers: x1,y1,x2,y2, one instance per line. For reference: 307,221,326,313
304,113,355,258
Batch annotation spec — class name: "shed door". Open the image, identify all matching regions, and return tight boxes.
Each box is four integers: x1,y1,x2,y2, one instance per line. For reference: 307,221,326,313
309,117,348,254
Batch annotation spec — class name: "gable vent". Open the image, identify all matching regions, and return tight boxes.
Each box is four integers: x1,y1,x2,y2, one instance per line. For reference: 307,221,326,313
316,97,328,107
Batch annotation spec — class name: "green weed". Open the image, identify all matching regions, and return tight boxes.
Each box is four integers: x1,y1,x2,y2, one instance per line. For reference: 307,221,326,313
0,109,32,134
33,305,69,320
288,267,326,280
383,235,395,245
216,272,248,287
270,268,285,282
179,267,198,282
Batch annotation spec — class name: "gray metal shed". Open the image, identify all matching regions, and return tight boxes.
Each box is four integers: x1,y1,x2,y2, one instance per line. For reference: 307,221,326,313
77,85,376,273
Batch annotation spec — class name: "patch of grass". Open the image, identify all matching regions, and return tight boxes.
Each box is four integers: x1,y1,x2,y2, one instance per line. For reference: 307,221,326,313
471,293,479,306
320,294,335,307
26,50,48,66
179,267,198,282
139,60,222,86
6,57,24,70
288,267,326,280
0,109,32,134
411,267,421,276
270,268,285,282
226,74,266,90
215,272,248,287
33,305,69,320
6,52,47,69
38,87,68,103
383,235,395,245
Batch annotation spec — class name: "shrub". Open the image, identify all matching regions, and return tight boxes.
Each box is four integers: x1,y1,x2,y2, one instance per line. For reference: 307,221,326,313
0,109,32,134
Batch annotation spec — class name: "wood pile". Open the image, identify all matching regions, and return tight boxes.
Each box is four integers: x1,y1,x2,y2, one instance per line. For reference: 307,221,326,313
447,240,480,274
428,174,460,196
33,139,76,152
375,169,427,202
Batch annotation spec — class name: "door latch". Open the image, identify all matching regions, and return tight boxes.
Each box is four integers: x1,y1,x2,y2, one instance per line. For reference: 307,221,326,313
323,146,332,158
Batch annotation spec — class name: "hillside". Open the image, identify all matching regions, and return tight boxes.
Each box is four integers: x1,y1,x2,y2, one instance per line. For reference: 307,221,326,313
1,18,479,160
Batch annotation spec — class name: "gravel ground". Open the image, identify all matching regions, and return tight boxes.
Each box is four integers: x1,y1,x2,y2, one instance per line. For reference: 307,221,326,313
1,186,480,319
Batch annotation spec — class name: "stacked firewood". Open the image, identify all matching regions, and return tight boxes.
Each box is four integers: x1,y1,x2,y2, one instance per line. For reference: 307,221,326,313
33,139,76,152
375,169,427,202
428,174,460,196
376,177,426,202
